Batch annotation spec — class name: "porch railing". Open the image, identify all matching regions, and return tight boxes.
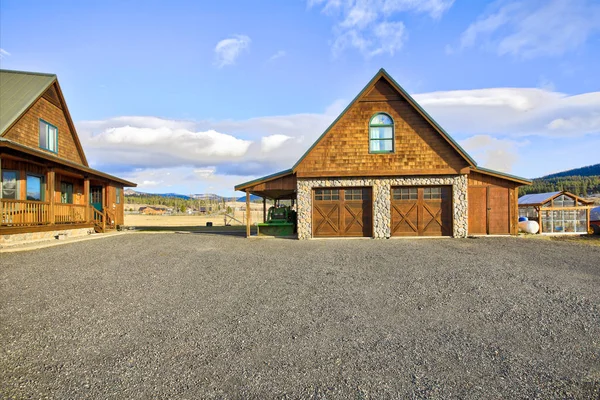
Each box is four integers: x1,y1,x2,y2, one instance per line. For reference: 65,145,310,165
1,199,50,226
1,199,91,227
54,203,88,224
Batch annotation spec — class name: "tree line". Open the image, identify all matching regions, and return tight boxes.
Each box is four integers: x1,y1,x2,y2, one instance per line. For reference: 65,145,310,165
519,175,600,197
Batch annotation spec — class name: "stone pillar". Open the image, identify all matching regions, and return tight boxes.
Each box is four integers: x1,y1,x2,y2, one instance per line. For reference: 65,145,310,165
296,180,312,240
372,181,391,238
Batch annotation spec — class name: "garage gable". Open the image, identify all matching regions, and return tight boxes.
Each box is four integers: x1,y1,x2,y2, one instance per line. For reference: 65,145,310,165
293,69,475,178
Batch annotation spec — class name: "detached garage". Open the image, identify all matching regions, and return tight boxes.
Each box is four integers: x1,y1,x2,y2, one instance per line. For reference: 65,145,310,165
235,69,531,239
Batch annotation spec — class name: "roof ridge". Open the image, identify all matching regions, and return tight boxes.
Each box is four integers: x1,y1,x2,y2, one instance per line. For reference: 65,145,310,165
0,68,57,78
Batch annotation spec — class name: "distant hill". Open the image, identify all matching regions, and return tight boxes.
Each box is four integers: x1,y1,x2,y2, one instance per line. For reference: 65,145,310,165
237,194,262,202
519,163,600,197
540,164,600,179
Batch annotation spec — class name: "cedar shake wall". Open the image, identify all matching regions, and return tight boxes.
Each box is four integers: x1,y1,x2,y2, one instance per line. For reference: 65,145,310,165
2,85,84,165
295,79,469,177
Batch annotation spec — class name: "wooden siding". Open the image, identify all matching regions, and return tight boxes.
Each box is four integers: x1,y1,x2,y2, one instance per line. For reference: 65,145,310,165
3,84,85,165
245,173,297,200
295,77,469,177
468,172,518,235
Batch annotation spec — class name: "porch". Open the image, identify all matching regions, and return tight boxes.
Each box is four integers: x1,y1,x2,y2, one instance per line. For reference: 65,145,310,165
0,198,113,234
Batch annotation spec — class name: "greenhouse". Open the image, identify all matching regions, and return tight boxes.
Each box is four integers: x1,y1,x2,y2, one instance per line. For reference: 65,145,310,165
518,191,594,234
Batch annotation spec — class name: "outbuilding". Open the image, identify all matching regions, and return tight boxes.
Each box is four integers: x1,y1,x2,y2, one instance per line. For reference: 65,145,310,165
518,191,594,234
235,69,531,239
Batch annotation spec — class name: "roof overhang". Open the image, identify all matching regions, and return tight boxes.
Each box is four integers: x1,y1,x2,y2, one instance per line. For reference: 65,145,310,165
234,168,296,200
0,138,136,187
471,166,532,185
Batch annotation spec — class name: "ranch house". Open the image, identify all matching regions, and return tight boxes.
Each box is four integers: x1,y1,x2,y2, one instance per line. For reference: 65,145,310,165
236,69,531,239
0,69,136,244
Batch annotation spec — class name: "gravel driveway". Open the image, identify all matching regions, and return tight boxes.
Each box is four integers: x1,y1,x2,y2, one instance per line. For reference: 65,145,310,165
1,234,599,399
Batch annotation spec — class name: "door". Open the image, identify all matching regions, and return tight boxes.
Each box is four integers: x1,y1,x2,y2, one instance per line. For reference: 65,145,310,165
391,186,452,237
468,186,510,235
468,187,487,234
90,186,103,212
313,188,372,237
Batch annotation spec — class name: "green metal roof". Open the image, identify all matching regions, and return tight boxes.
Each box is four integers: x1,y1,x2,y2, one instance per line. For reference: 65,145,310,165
235,168,293,191
0,69,57,135
474,166,532,185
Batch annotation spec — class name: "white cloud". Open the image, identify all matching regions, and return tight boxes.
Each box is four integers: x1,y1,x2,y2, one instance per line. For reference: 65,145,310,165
76,86,600,192
415,88,600,138
459,0,600,58
261,134,293,152
309,0,453,57
0,48,10,59
460,135,526,173
267,50,286,62
214,34,251,67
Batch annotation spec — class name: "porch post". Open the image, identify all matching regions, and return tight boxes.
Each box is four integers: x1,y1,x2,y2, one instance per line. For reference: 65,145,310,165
587,207,591,233
101,185,106,211
83,177,90,222
101,185,106,231
246,190,251,238
263,197,266,223
48,169,55,225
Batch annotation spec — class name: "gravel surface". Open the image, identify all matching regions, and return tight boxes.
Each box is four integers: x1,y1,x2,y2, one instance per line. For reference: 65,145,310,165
1,233,599,399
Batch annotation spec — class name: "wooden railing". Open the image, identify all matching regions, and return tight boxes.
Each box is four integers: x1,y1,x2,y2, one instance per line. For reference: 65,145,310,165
105,208,116,230
1,199,92,227
1,199,50,226
54,203,88,224
93,207,106,232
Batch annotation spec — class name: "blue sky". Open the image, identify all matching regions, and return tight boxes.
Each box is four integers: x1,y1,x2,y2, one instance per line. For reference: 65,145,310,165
1,0,599,196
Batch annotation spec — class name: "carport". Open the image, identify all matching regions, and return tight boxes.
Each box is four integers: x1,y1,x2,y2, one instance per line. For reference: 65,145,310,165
234,169,297,237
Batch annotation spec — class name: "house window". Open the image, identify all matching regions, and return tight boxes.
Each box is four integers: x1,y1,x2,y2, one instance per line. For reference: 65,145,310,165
39,119,58,153
26,174,44,201
116,187,121,204
369,113,394,153
1,170,18,199
61,182,73,204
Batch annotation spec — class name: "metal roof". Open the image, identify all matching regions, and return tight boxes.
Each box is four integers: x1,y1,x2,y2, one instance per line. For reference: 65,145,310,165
472,166,532,185
234,168,293,191
591,206,600,221
518,192,562,205
0,69,56,135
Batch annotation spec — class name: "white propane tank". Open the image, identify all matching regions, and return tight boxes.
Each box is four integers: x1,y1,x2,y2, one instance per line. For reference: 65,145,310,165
519,220,540,234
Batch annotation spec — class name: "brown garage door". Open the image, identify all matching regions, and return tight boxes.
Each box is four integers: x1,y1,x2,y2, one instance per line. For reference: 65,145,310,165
313,188,372,237
468,186,510,235
391,186,452,236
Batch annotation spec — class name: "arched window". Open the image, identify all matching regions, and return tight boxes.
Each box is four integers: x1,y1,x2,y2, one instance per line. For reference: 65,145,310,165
369,113,394,153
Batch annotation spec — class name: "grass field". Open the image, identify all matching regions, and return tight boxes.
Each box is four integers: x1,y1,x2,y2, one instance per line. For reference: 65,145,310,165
125,209,264,228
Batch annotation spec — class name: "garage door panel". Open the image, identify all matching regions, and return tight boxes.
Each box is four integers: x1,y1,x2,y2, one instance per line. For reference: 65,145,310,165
391,186,452,237
391,202,419,236
313,188,372,237
314,203,341,236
